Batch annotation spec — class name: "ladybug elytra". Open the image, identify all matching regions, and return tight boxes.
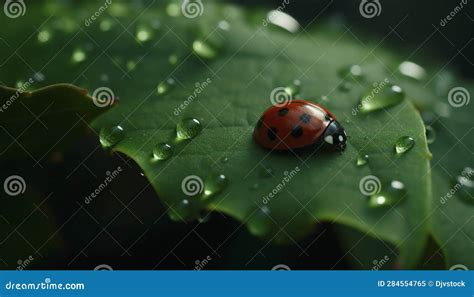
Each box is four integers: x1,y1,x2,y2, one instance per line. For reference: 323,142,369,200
253,100,347,151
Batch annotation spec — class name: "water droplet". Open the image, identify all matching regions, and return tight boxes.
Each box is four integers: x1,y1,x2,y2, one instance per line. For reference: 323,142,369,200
157,78,176,95
338,64,364,80
265,10,300,33
193,39,218,59
425,126,436,144
220,157,229,163
394,136,415,155
456,167,474,204
359,84,405,113
168,54,179,65
176,118,202,140
203,174,228,198
398,61,427,81
153,143,173,160
37,30,51,43
99,19,113,31
248,206,273,236
71,48,86,63
168,199,192,221
100,74,109,82
356,154,369,167
251,183,259,190
368,180,406,208
284,80,301,97
99,126,125,148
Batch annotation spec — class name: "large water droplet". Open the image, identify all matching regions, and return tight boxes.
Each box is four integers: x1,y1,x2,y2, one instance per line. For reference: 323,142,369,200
359,84,405,113
157,78,176,95
193,39,218,59
284,80,301,97
425,126,436,144
248,206,273,236
368,180,406,208
136,28,152,42
398,61,427,81
71,48,86,63
265,10,300,33
168,199,192,221
456,167,474,204
394,136,415,155
153,143,173,160
356,154,369,167
176,118,202,140
203,174,228,198
338,64,364,80
99,126,125,148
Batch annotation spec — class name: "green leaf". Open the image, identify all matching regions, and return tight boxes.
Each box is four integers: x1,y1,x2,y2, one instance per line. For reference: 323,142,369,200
0,84,110,162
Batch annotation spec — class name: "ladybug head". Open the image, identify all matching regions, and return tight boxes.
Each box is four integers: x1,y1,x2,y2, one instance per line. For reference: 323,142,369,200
322,121,347,151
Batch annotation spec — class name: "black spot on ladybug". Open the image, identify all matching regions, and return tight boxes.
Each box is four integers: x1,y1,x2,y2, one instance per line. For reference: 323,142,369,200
256,117,264,130
278,108,289,116
291,126,303,138
267,127,278,141
300,113,311,123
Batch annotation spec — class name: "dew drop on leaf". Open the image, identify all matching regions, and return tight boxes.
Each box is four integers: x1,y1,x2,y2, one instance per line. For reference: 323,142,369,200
153,143,173,160
284,79,301,97
356,154,369,167
99,19,113,31
99,125,125,148
168,54,179,65
37,30,51,43
368,180,406,208
203,174,228,198
394,136,415,155
157,78,176,95
359,84,405,113
169,199,192,221
176,118,202,140
338,81,352,92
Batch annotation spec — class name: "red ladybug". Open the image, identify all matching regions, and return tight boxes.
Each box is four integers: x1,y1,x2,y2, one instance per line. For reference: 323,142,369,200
253,100,347,151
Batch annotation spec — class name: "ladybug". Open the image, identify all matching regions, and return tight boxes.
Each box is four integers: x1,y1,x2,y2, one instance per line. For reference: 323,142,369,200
253,100,347,151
